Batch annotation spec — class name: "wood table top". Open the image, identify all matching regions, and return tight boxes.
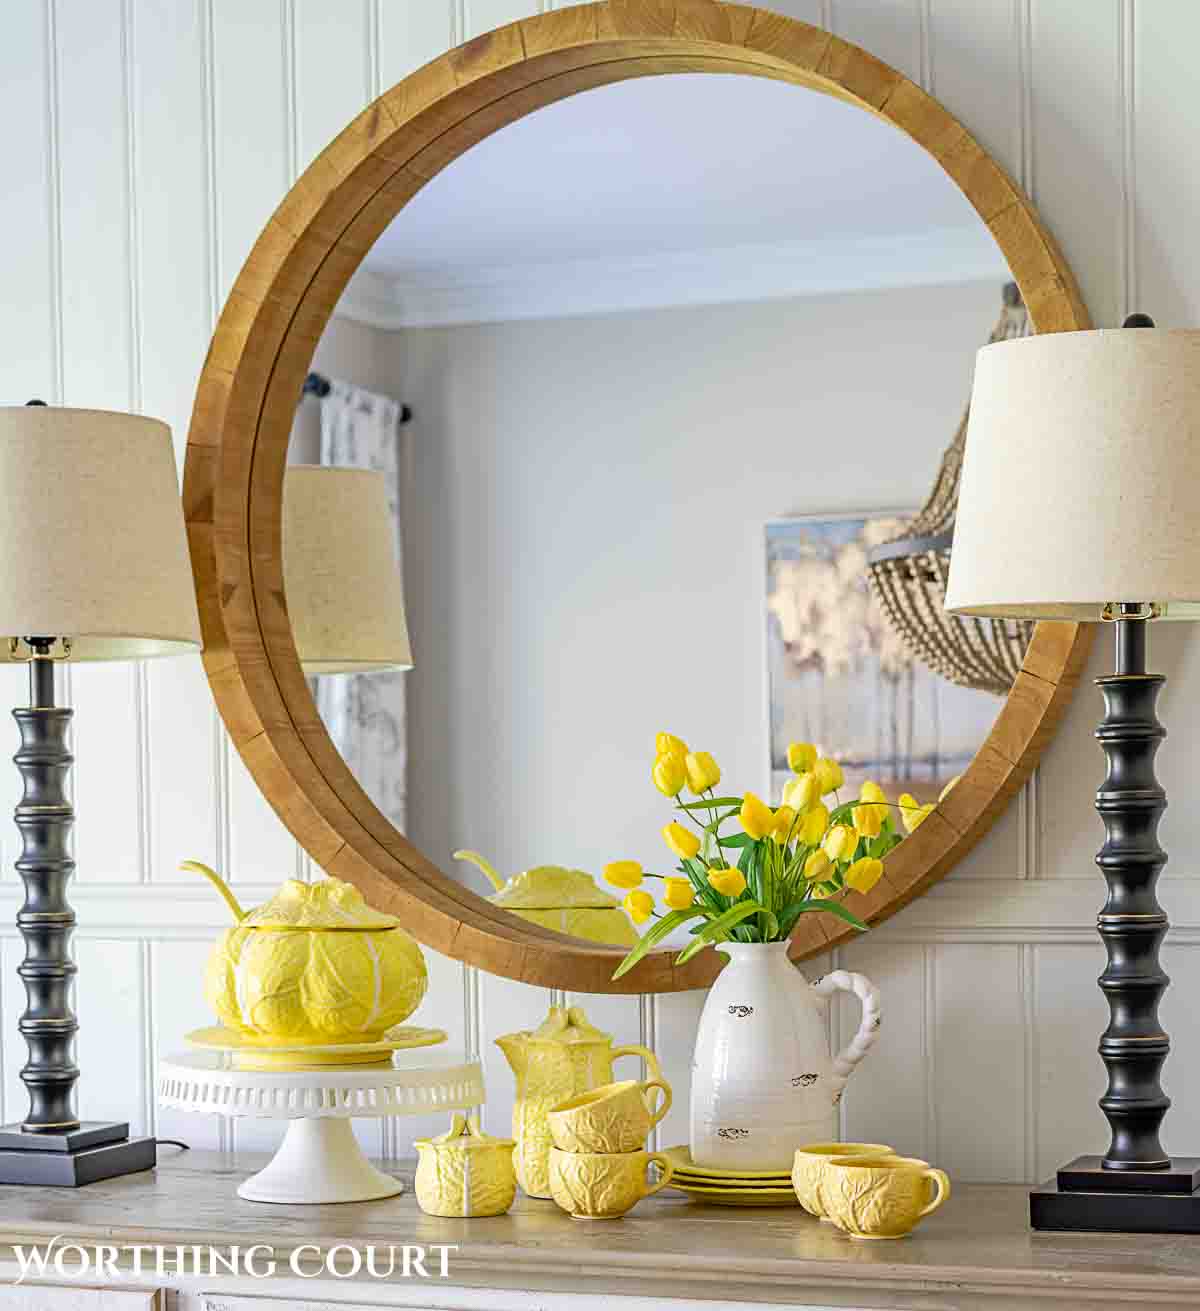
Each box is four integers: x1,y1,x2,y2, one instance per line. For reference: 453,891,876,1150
1,1151,1198,1308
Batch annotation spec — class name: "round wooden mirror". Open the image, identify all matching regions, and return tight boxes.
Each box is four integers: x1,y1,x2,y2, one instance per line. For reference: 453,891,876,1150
184,1,1090,993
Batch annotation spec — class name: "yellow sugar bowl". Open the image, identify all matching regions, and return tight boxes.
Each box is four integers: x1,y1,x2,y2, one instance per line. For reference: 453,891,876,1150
792,1142,894,1219
822,1155,951,1240
186,861,427,1052
414,1114,517,1218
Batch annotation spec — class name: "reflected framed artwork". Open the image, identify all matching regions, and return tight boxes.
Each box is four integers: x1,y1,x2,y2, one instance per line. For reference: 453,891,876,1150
765,513,1001,805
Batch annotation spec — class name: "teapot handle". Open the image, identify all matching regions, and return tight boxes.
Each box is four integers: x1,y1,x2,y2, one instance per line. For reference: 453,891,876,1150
611,1043,662,1081
811,970,881,1098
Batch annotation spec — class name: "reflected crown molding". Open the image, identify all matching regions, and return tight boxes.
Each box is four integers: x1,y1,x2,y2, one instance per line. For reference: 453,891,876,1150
334,223,1010,330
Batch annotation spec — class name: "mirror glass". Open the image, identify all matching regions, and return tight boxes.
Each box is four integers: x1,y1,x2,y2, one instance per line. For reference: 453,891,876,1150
286,73,1017,942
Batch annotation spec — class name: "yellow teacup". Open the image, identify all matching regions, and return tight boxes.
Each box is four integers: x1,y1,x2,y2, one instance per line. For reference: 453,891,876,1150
547,1078,673,1154
822,1155,950,1240
548,1146,674,1220
792,1142,894,1218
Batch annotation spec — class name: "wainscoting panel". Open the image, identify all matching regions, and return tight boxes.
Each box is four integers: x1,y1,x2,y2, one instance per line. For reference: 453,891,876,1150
3,0,1198,1187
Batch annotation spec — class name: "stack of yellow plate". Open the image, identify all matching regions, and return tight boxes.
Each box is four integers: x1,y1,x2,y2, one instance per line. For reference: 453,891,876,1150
660,1146,799,1207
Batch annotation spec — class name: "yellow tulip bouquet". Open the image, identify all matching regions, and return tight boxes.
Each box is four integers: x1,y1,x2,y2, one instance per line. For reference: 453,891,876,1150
607,733,941,980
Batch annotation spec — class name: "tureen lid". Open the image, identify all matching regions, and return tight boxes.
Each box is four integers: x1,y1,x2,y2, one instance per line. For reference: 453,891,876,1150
414,1112,513,1151
488,865,623,911
242,877,400,930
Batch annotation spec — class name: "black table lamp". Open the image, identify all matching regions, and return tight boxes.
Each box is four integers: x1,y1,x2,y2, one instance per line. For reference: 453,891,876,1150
946,322,1200,1231
0,404,201,1185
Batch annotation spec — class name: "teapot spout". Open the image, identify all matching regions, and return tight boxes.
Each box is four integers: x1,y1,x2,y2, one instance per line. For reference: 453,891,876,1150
494,1033,527,1076
181,859,246,923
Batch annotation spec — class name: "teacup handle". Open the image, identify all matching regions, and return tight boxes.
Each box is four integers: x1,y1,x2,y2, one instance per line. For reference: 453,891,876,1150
919,1168,951,1219
640,1078,672,1127
612,1043,662,1081
643,1152,675,1199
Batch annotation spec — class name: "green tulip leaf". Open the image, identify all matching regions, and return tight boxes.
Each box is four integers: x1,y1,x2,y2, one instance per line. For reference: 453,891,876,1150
675,797,743,811
611,908,710,980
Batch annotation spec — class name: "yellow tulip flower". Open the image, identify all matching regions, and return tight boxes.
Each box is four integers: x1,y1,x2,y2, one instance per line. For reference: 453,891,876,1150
860,780,889,808
799,803,830,846
939,774,962,803
663,876,696,910
707,866,747,897
911,802,936,830
652,752,687,797
822,824,857,863
739,791,775,840
603,860,644,891
898,793,924,833
815,757,845,796
771,805,798,843
656,733,688,760
845,857,884,894
783,773,817,812
685,750,721,794
623,889,655,925
853,799,884,839
804,849,832,881
662,821,701,861
787,742,817,774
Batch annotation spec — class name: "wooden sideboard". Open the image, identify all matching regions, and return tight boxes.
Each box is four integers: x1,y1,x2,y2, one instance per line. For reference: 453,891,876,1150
1,1151,1199,1310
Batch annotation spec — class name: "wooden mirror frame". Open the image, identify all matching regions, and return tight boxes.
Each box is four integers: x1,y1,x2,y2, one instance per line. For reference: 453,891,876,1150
184,1,1091,993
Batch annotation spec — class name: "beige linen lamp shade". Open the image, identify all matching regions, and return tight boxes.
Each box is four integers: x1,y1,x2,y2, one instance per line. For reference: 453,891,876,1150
0,407,201,660
945,329,1200,621
283,466,413,675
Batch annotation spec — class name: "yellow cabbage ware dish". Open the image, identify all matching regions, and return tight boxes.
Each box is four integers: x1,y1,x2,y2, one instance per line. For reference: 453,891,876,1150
184,861,427,1048
453,851,639,947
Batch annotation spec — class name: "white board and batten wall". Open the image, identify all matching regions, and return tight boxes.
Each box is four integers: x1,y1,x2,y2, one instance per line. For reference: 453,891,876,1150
2,0,1199,1185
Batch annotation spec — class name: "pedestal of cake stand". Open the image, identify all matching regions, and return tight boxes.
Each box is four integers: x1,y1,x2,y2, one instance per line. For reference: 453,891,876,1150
158,1049,484,1204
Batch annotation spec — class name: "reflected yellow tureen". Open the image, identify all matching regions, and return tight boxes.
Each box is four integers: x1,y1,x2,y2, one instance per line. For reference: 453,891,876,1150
454,851,638,946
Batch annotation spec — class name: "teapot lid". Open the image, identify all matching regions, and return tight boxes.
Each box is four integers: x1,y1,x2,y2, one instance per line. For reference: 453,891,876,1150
414,1112,514,1151
242,877,400,931
488,865,623,911
505,1004,611,1047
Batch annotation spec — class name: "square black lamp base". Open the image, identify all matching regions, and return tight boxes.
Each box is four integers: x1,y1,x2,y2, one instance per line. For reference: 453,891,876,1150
1031,1156,1200,1233
0,1120,156,1187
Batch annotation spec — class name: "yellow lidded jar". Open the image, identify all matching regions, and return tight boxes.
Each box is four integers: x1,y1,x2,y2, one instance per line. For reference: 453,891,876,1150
414,1113,517,1217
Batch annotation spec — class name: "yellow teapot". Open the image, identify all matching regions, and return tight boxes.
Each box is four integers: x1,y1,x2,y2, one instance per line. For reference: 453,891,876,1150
454,851,638,946
185,861,427,1048
496,1004,663,1198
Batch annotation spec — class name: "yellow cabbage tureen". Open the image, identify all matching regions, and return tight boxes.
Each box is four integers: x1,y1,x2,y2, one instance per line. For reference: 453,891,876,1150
185,861,427,1046
453,851,638,946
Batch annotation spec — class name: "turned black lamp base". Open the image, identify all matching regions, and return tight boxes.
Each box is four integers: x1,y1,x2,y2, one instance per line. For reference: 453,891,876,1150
0,1120,155,1186
1032,1157,1200,1233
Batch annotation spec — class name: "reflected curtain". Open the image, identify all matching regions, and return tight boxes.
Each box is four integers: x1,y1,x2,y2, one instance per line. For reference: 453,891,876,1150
316,379,408,832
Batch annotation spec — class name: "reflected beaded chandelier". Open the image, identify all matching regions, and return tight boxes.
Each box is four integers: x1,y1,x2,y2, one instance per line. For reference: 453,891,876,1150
867,284,1034,696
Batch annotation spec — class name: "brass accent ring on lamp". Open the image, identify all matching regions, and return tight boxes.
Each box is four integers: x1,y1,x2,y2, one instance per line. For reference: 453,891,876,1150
183,0,1092,993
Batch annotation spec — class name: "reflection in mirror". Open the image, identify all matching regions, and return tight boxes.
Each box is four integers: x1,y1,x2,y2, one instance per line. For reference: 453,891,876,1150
287,73,1017,942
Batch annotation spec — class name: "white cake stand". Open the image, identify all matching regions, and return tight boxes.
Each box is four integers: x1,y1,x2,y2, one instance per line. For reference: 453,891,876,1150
158,1048,484,1204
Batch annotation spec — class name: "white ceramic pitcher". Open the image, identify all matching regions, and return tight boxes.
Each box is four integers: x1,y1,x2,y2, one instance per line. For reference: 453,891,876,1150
689,942,881,1170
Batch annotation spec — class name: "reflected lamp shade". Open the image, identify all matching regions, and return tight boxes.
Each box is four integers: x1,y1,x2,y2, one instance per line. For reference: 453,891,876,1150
944,329,1200,620
0,407,201,658
283,466,413,675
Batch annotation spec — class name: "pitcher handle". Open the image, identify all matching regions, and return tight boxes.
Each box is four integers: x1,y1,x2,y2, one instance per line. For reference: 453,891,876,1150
612,1043,662,1081
811,970,881,1098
